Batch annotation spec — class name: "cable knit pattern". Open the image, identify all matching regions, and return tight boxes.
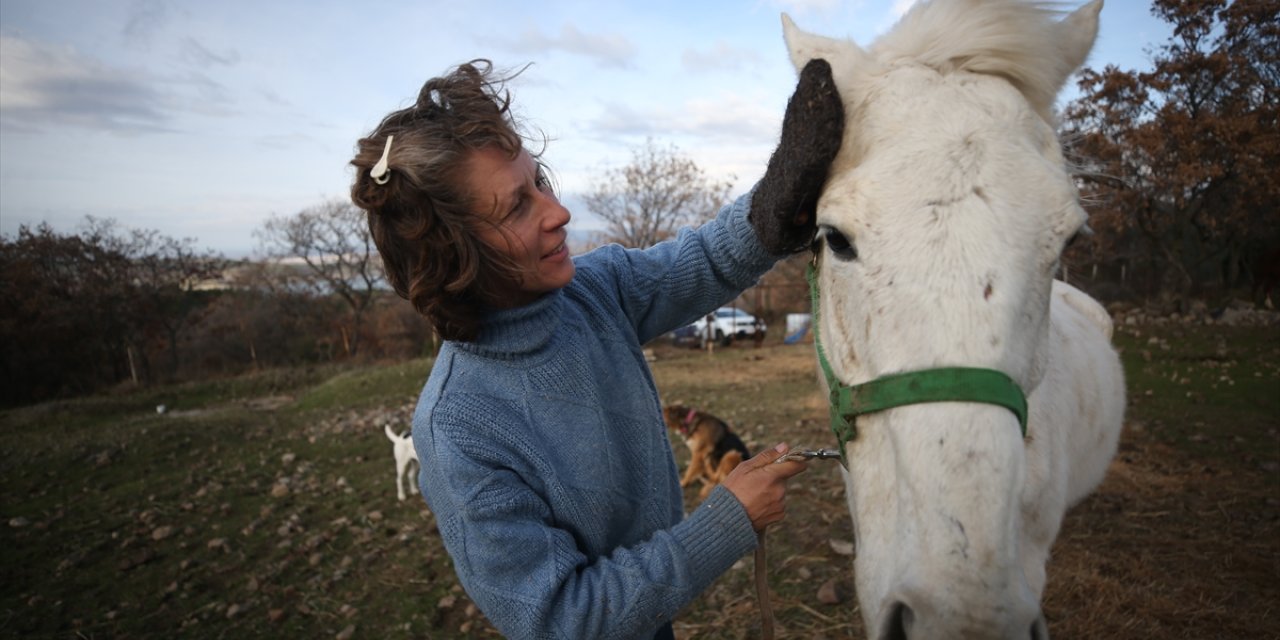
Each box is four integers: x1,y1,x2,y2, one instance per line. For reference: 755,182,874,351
412,191,776,639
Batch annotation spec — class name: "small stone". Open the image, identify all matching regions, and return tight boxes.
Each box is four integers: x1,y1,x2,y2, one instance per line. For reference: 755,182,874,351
281,452,297,465
367,511,383,522
335,624,356,640
268,608,286,623
151,526,175,541
9,517,30,528
817,578,843,605
828,539,855,556
271,483,290,498
438,595,457,610
226,604,241,619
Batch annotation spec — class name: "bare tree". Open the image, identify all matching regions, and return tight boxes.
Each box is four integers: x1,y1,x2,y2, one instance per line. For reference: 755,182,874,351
116,224,226,382
255,198,383,357
584,139,733,249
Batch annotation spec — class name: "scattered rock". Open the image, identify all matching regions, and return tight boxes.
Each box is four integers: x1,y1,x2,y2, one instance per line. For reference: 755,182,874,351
829,539,855,556
152,526,175,541
817,578,843,605
438,595,457,610
271,483,290,498
119,548,156,571
268,608,286,623
335,624,356,640
9,517,30,528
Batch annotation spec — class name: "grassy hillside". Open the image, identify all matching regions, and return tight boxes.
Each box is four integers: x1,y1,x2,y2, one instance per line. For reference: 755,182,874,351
2,324,1276,638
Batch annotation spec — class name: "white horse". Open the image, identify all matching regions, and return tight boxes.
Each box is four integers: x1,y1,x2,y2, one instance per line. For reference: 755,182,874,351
783,1,1124,638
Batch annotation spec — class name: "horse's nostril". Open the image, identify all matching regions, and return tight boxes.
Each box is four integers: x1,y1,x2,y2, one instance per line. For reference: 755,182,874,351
883,602,912,640
1030,614,1050,640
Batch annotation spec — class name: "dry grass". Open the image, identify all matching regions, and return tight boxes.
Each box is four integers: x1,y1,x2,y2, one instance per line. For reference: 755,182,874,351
2,325,1275,638
648,333,1278,639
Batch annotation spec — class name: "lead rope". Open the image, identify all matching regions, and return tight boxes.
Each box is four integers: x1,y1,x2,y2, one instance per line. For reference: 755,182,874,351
754,449,842,639
755,530,775,639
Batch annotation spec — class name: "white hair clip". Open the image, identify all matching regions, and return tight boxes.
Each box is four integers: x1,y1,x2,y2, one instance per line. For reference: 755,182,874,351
371,135,394,185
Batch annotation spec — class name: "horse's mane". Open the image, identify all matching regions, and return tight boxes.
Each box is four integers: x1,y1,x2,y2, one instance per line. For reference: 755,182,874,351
871,0,1085,119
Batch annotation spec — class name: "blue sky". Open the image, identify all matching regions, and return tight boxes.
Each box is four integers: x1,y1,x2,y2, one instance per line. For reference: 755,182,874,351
0,0,1171,257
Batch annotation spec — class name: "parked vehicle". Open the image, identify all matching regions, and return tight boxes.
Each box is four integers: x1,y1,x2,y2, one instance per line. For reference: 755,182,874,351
690,307,766,346
670,323,701,348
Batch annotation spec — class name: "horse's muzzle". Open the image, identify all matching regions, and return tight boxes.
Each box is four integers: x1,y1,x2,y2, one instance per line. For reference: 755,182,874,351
878,592,1049,640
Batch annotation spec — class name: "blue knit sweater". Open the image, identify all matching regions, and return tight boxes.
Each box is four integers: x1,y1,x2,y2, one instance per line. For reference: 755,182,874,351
412,192,779,639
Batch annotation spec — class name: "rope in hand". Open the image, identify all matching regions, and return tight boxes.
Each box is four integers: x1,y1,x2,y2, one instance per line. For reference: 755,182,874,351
755,530,776,640
754,448,842,640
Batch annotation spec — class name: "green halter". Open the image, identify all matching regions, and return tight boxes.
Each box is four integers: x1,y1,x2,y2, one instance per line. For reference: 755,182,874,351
805,262,1029,464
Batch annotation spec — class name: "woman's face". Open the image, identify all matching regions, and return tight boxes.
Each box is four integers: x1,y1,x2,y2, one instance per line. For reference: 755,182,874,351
464,146,575,308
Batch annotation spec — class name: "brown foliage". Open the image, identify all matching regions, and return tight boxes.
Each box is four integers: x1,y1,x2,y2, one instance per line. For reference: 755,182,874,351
0,219,225,405
1061,0,1279,299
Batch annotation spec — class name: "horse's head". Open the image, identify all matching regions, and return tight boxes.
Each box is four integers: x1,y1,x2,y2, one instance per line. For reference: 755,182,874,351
783,1,1102,638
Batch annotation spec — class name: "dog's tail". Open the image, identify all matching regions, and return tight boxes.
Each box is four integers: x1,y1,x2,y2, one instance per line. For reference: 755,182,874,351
385,424,401,442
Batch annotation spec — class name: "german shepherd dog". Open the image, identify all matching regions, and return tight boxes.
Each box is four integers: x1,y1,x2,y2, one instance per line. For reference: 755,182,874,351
662,404,752,499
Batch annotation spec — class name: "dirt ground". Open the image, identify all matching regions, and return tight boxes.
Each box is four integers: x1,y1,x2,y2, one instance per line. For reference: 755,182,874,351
3,326,1274,639
646,337,1279,639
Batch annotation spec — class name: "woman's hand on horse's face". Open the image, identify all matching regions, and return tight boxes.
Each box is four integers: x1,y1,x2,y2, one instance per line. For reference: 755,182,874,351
749,57,846,255
722,443,809,531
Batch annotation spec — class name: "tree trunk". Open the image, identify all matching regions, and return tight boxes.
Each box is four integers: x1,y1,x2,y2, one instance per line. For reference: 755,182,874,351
126,345,139,385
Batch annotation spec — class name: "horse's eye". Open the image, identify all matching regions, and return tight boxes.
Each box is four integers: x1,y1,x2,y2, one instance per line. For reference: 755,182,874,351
820,225,858,261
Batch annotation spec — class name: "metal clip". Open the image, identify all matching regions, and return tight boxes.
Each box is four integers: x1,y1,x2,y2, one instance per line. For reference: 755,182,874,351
775,448,842,464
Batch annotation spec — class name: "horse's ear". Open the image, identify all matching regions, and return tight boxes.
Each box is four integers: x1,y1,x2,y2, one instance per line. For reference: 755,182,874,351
1055,0,1102,85
782,13,856,73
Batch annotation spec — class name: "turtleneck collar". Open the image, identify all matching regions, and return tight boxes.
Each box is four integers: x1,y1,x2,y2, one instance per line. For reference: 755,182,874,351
461,289,565,358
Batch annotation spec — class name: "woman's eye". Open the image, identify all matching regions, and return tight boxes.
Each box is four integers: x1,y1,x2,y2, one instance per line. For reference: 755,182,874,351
821,225,858,261
534,170,553,194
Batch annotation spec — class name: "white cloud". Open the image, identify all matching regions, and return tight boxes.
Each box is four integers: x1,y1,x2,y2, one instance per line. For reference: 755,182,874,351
890,0,917,18
681,40,764,73
122,0,169,48
494,23,636,69
0,34,173,133
588,92,779,145
769,0,844,15
180,37,240,69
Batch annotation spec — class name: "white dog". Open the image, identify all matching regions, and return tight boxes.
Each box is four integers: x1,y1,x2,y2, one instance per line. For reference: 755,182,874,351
384,425,420,501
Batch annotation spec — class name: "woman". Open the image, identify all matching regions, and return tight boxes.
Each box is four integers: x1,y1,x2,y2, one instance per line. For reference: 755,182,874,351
350,58,842,639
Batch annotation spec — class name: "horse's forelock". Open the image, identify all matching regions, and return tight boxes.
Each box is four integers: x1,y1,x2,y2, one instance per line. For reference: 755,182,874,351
870,0,1094,120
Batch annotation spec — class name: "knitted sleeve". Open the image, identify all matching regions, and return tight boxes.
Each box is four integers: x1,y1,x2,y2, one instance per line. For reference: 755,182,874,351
421,404,758,639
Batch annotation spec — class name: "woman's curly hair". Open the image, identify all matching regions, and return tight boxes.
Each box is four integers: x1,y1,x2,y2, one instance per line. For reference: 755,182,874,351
350,60,541,342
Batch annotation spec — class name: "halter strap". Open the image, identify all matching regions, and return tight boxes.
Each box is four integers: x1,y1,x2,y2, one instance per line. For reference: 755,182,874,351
806,262,1028,464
